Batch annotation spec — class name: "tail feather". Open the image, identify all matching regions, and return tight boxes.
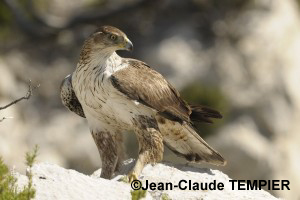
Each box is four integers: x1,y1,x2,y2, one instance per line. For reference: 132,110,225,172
157,116,226,166
189,105,222,124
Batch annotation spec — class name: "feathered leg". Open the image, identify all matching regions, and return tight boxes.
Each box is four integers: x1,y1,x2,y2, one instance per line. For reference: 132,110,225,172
91,130,123,179
129,115,164,181
114,132,125,173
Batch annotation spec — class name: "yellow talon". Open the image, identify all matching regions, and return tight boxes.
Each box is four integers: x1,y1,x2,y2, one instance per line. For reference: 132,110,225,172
128,172,138,183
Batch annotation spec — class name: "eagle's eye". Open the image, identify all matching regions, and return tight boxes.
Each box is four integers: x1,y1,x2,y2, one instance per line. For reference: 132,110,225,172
110,34,117,41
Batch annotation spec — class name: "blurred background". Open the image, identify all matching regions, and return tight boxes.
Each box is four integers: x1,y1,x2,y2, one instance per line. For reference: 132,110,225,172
0,0,299,199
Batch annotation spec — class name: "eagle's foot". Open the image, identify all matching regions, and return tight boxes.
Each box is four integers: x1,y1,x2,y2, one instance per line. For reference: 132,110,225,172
128,172,138,183
117,172,138,183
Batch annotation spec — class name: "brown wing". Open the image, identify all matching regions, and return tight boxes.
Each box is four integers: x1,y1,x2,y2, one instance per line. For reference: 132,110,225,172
111,59,191,123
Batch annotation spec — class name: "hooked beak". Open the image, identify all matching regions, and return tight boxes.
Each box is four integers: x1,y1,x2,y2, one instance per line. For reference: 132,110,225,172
123,37,133,51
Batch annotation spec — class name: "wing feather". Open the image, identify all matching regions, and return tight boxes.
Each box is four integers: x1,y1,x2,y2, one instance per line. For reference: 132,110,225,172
60,74,85,118
111,59,191,123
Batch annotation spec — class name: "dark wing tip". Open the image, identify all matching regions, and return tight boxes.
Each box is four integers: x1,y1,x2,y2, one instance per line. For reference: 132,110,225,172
189,105,223,123
201,106,223,119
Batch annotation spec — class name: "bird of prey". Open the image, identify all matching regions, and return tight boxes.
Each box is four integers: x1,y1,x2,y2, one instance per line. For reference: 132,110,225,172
60,26,226,181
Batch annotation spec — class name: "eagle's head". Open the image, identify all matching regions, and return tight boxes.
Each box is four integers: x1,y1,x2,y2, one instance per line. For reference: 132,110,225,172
86,26,133,53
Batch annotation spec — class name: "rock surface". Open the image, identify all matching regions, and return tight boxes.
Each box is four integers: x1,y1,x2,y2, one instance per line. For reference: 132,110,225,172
15,161,278,200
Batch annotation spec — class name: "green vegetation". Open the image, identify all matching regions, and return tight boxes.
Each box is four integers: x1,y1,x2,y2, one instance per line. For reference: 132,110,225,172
130,189,147,200
0,1,13,40
0,145,38,200
161,193,171,200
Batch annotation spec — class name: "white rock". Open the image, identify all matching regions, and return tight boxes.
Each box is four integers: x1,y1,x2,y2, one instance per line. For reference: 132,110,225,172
15,161,278,200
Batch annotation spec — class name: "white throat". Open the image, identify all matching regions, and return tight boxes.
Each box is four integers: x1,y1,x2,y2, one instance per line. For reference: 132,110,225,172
74,51,125,79
89,51,123,73
72,49,128,95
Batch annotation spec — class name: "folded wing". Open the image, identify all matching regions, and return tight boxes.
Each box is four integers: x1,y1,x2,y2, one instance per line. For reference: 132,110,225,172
60,74,85,118
111,59,191,123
